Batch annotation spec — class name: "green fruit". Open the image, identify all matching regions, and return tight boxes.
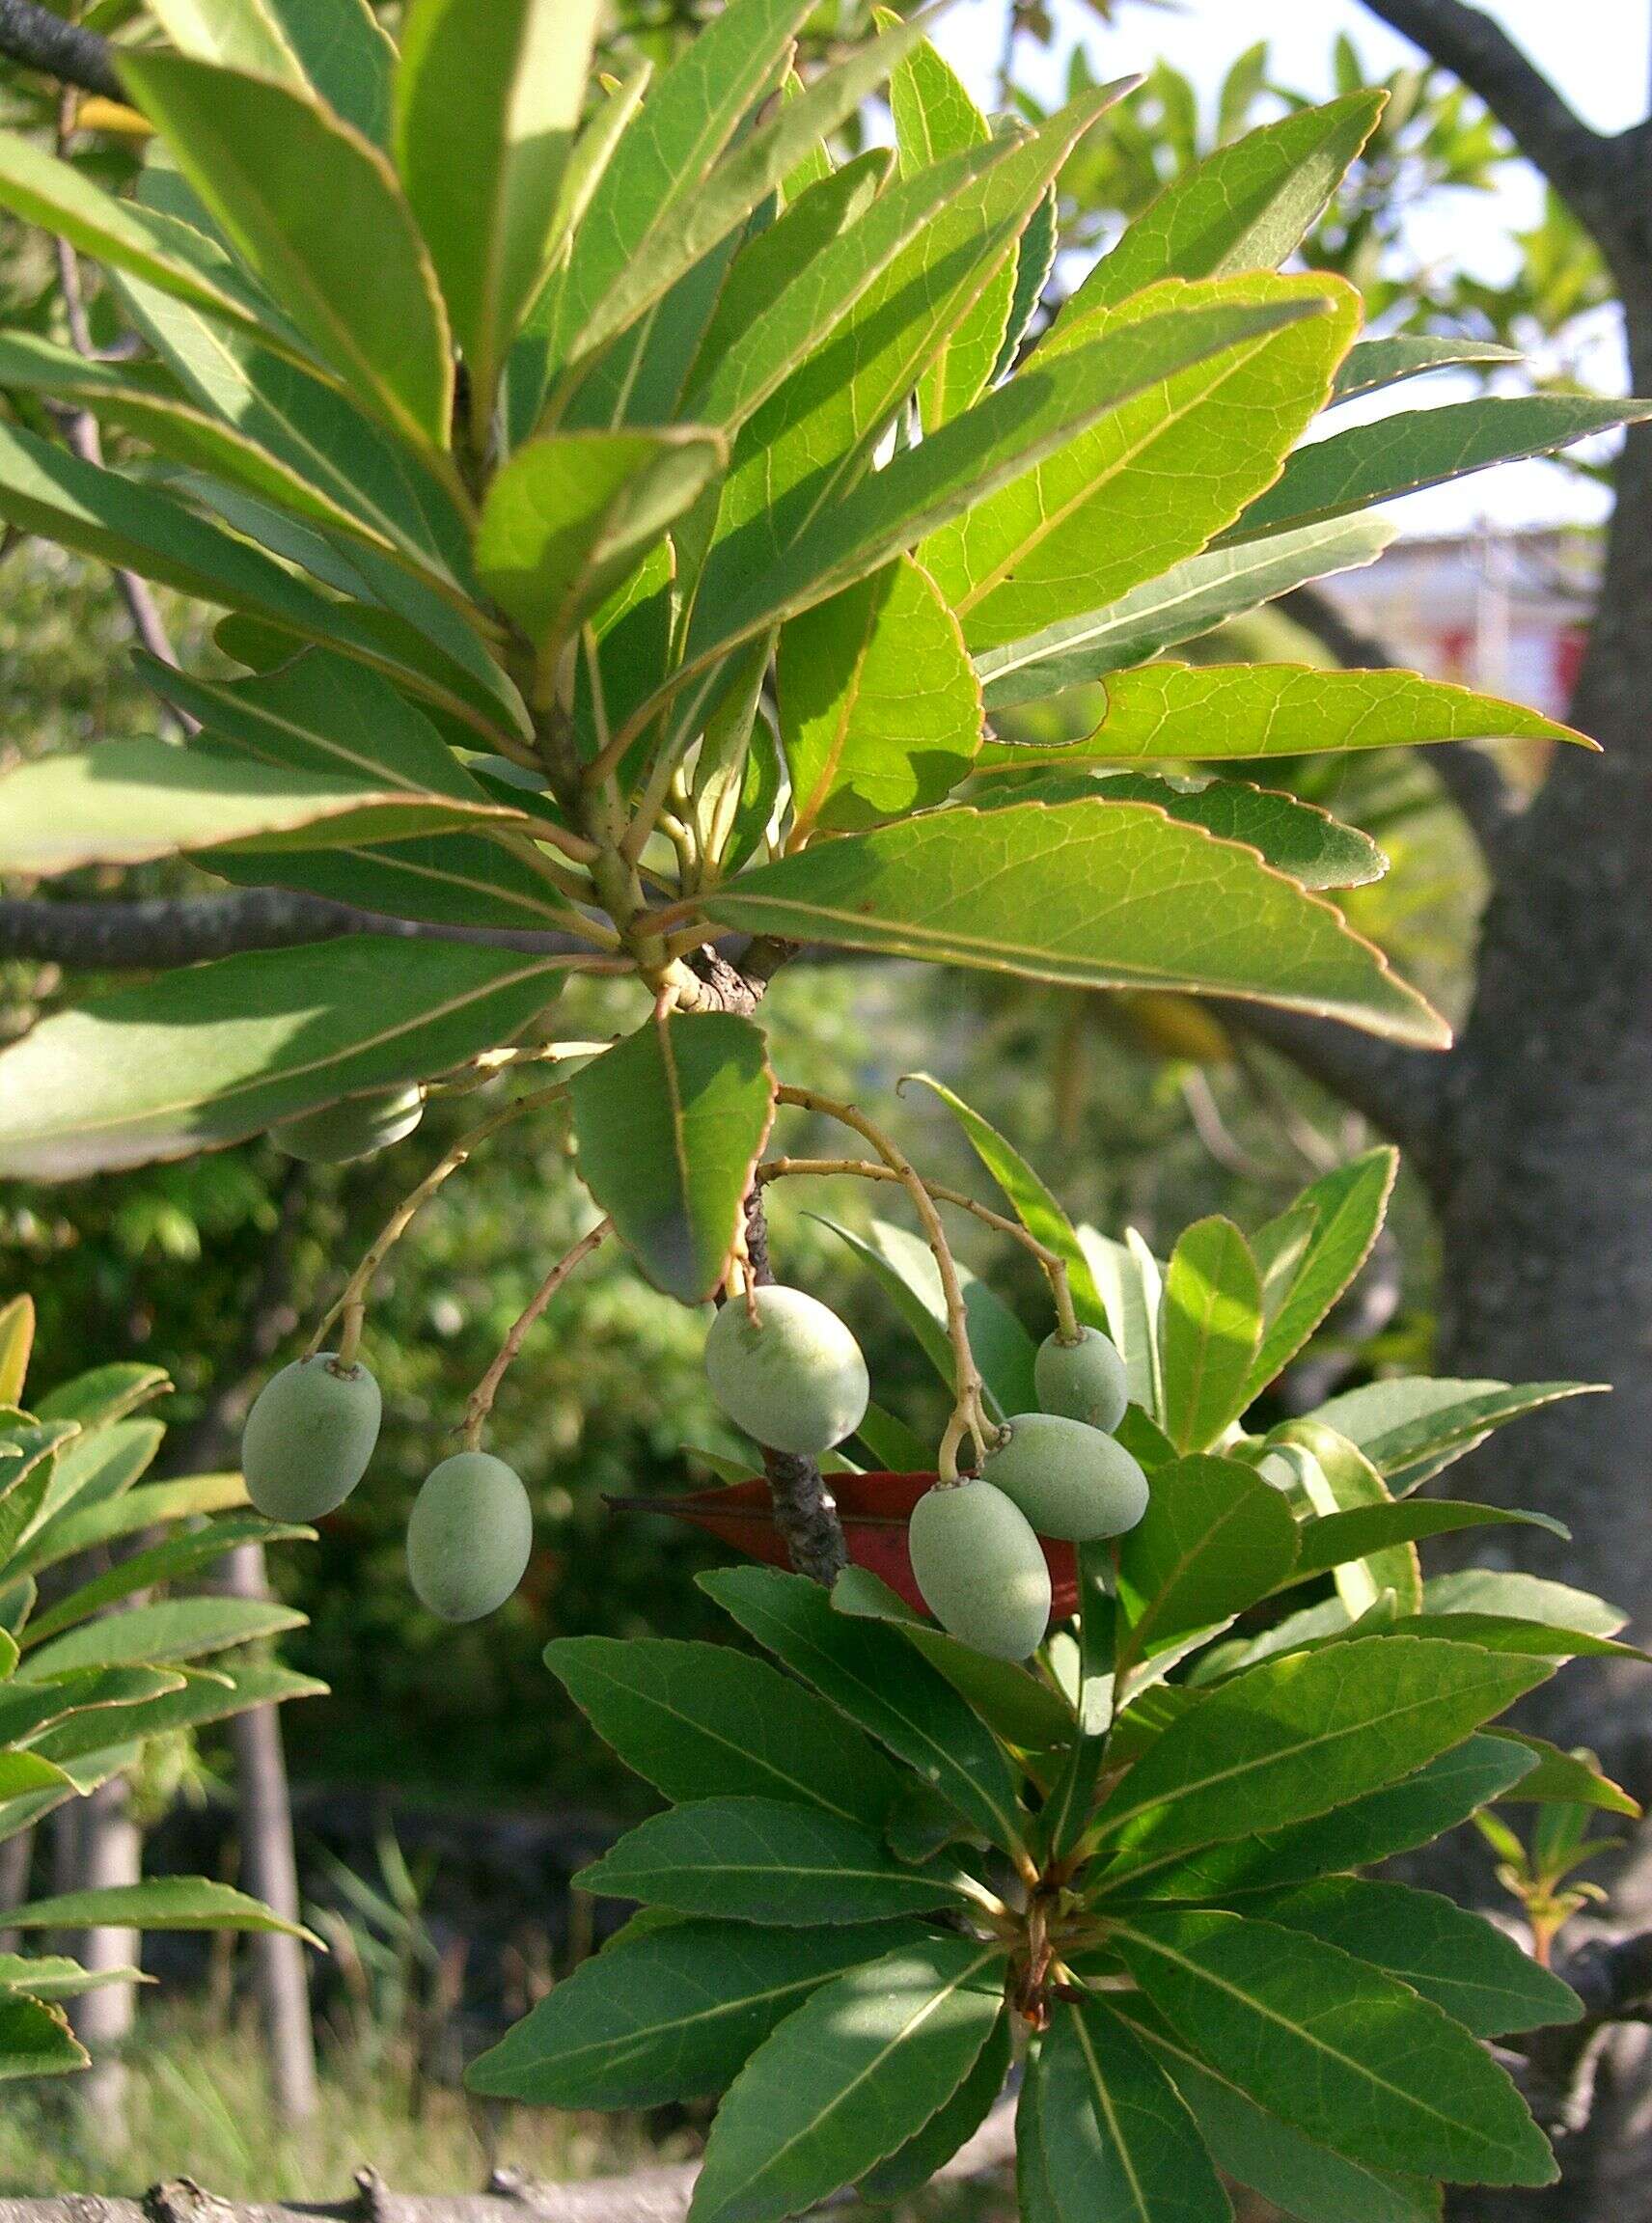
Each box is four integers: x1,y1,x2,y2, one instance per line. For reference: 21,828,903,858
703,1285,869,1456
983,1412,1148,1542
271,1085,425,1165
407,1452,534,1623
1034,1326,1128,1434
908,1479,1052,1661
241,1354,381,1521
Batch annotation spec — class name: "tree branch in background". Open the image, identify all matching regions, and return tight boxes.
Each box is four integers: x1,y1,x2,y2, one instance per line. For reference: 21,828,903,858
1279,583,1523,857
1212,997,1450,1178
1358,0,1618,242
0,892,604,969
0,0,120,98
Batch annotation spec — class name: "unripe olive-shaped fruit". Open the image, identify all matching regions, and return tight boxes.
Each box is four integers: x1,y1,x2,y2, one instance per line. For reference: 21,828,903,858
908,1479,1052,1661
703,1285,869,1456
983,1412,1148,1542
1034,1326,1128,1434
271,1085,425,1165
407,1452,534,1623
241,1354,381,1521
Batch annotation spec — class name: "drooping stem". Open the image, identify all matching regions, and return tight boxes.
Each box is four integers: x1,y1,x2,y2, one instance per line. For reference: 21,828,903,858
461,1219,612,1448
306,1086,566,1357
774,1086,994,1479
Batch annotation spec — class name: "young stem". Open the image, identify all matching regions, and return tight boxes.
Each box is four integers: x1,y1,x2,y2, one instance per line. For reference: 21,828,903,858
773,1087,993,1479
461,1219,612,1449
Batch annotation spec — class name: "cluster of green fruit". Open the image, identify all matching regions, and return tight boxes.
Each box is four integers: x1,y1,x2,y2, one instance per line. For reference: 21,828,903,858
241,1355,533,1623
702,1286,1147,1662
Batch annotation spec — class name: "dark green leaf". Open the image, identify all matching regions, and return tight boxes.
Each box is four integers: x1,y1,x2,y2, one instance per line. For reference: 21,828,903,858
0,1992,86,2081
17,1597,305,1680
1116,1456,1299,1677
6,1878,313,1939
1283,1499,1568,1590
1333,335,1522,403
860,2009,1010,2201
1307,1377,1602,1496
1036,1993,1231,2223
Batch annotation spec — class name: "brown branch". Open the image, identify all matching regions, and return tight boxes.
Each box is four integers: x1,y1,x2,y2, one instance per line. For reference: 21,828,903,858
0,892,607,969
0,0,121,98
1278,584,1522,858
1518,1929,1652,2136
1358,0,1620,245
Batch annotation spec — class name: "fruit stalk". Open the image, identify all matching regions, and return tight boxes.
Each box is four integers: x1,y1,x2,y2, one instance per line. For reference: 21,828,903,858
461,1218,612,1449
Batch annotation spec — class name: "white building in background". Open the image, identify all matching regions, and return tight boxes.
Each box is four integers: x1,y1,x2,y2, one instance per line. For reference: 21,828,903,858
1322,524,1602,719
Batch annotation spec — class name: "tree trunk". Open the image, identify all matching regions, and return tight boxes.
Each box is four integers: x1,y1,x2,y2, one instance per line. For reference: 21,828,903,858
67,1775,140,2150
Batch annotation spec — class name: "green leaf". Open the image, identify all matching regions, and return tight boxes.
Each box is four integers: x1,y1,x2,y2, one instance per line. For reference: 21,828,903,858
1333,335,1523,404
1036,1994,1231,2223
1124,1998,1443,2223
817,1215,1035,1423
0,938,562,1178
569,1012,774,1306
0,738,530,877
260,0,396,142
860,2009,1011,2202
922,272,1358,655
1091,1638,1549,1889
1250,1879,1581,2039
702,801,1448,1048
1116,1455,1300,1678
1417,1570,1626,1640
28,1662,325,1766
396,0,599,409
578,1797,971,1926
1108,1908,1556,2186
1249,1150,1397,1392
0,127,280,353
0,1299,31,1409
778,557,981,838
477,428,724,677
901,1075,1108,1331
544,1635,901,1832
1078,1229,1163,1418
1307,1377,1601,1496
466,1918,920,2106
16,1597,304,1682
1160,1218,1261,1454
1284,1498,1568,1590
977,515,1393,711
41,1368,172,1432
145,0,312,87
121,51,453,451
887,34,1010,431
0,1992,86,2081
14,1474,249,1578
832,1568,1074,1751
1072,92,1385,314
687,292,1326,678
1275,1418,1422,1621
0,1952,149,2003
0,1753,74,1799
1124,1735,1540,1903
0,1668,184,1750
688,1934,1005,2223
21,1517,307,1648
1077,662,1594,764
1231,394,1652,541
701,1566,1027,1855
1487,1734,1639,1817
27,1413,164,1540
4,1878,314,1940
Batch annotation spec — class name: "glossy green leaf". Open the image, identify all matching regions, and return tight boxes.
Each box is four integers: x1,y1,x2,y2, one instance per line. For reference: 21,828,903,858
1160,1218,1261,1454
21,1518,306,1649
477,428,724,674
1276,1418,1421,1620
467,1918,908,2107
0,1993,86,2081
0,738,529,877
17,1597,304,1681
1284,1498,1567,1591
0,939,562,1178
28,1662,325,1766
689,1934,1005,2223
0,1753,74,1799
569,1013,774,1305
1251,1879,1581,2039
1036,1994,1231,2223
1418,1570,1626,1639
888,34,1010,430
1307,1377,1602,1496
1081,662,1594,763
12,1474,246,1578
396,0,598,409
1124,1735,1540,1903
1092,1638,1549,1888
832,1567,1074,1750
145,0,310,87
1073,92,1385,313
977,515,1393,711
0,1300,31,1409
923,273,1358,654
1117,1456,1299,1677
860,2010,1011,2202
778,557,980,838
817,1216,1036,1423
544,1635,900,1832
121,51,453,451
0,1668,183,1751
1249,1150,1397,1391
1232,394,1652,541
1109,1908,1556,2186
702,802,1448,1047
1078,1228,1163,1417
4,1878,313,1939
1488,1734,1639,1817
579,1797,970,1926
260,0,395,141
1333,335,1522,403
701,1566,1027,1854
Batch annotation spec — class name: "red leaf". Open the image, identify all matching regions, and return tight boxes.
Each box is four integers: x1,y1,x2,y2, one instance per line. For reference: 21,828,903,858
608,1472,1080,1618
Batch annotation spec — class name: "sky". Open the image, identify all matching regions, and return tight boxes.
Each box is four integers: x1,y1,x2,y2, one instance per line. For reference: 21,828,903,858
929,0,1651,534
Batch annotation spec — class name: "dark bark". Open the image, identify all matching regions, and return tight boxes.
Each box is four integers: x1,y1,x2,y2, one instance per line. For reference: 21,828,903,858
0,0,121,98
0,892,597,968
